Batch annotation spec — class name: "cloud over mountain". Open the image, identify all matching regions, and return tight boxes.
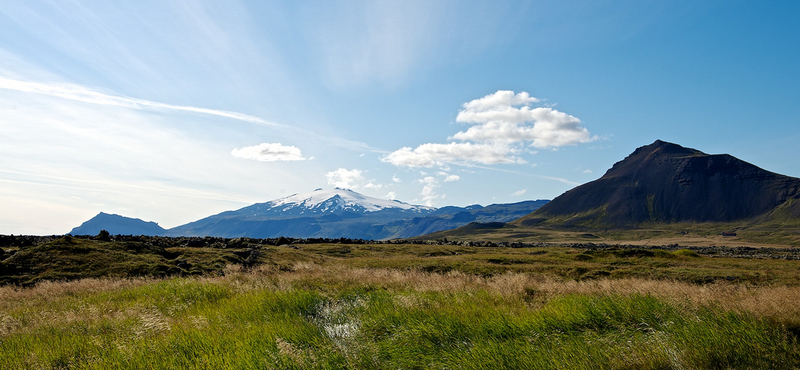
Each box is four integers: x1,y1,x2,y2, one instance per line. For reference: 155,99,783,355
325,168,365,189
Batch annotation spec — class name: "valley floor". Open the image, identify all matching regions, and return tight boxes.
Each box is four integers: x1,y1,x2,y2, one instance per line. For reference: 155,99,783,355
2,237,800,368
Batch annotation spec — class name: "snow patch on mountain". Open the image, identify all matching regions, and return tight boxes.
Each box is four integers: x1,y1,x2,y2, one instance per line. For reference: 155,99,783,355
252,188,433,215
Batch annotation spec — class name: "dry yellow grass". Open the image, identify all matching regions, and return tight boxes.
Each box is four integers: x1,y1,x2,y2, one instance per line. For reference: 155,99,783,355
229,264,800,321
4,263,800,337
3,263,800,369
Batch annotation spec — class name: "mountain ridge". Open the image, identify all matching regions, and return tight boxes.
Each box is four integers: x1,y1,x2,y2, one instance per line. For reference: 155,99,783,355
69,189,547,239
518,140,800,227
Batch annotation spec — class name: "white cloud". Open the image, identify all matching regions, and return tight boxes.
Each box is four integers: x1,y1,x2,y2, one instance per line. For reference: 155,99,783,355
231,143,305,162
444,174,460,182
452,108,591,148
392,175,401,183
454,91,595,148
325,168,365,189
461,90,539,112
364,182,383,189
0,77,277,127
386,191,397,200
382,142,524,167
511,189,527,197
583,169,593,174
384,90,595,168
0,89,318,233
418,176,440,206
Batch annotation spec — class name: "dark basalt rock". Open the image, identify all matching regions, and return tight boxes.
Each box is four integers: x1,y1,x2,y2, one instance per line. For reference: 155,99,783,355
522,140,800,226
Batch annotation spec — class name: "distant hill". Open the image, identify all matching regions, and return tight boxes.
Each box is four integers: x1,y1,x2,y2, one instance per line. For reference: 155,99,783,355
71,189,547,239
517,140,800,227
378,200,549,239
69,212,166,236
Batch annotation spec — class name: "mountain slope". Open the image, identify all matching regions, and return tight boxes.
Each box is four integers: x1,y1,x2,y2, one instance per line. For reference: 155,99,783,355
517,140,800,227
166,188,435,238
164,188,546,239
69,212,166,236
379,200,549,239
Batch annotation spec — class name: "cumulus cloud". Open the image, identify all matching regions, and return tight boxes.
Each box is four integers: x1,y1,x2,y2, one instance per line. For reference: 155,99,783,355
511,189,527,197
325,168,365,189
386,191,397,200
231,143,305,162
381,142,524,167
453,107,592,148
383,90,595,168
454,90,594,148
444,174,460,182
392,175,401,183
461,90,539,112
418,176,440,206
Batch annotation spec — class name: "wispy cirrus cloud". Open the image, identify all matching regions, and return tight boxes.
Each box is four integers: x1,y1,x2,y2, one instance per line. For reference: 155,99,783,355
306,1,517,89
0,76,278,126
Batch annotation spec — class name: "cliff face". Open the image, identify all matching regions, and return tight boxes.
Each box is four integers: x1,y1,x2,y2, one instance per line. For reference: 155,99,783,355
524,140,800,226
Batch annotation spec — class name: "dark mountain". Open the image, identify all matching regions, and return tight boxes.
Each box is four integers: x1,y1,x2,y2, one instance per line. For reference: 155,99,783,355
517,140,800,227
69,212,166,236
165,188,547,239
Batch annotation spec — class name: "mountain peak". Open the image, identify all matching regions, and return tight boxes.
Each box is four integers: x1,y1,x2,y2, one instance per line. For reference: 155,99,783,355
605,140,705,177
69,212,165,236
640,140,704,157
243,188,433,216
527,140,800,225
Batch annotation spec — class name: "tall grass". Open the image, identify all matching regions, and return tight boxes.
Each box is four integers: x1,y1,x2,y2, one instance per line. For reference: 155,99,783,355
1,265,799,369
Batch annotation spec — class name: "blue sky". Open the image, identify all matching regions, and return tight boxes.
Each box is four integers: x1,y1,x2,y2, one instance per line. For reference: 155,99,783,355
1,0,799,234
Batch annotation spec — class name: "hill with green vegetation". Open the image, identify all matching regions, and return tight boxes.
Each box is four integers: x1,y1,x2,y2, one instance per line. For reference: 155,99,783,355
426,140,800,246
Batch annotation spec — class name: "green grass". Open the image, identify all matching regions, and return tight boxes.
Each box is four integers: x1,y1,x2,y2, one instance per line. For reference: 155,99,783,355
427,216,800,247
4,236,800,368
0,236,249,285
5,237,800,286
2,270,799,369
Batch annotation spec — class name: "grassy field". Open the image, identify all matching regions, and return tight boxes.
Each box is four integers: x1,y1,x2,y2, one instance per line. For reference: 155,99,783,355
5,236,800,286
422,220,800,248
2,265,800,369
3,236,800,368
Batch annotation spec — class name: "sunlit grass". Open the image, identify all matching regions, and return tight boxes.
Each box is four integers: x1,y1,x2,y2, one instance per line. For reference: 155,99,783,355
2,265,799,369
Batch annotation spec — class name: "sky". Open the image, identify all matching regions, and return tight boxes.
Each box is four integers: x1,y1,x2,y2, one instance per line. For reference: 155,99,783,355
1,0,799,235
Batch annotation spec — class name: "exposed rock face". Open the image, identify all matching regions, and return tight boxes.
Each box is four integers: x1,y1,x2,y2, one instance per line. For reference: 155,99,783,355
524,140,800,226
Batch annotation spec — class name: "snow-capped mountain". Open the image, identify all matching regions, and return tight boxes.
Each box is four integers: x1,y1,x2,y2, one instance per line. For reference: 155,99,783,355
243,188,433,216
73,188,548,239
